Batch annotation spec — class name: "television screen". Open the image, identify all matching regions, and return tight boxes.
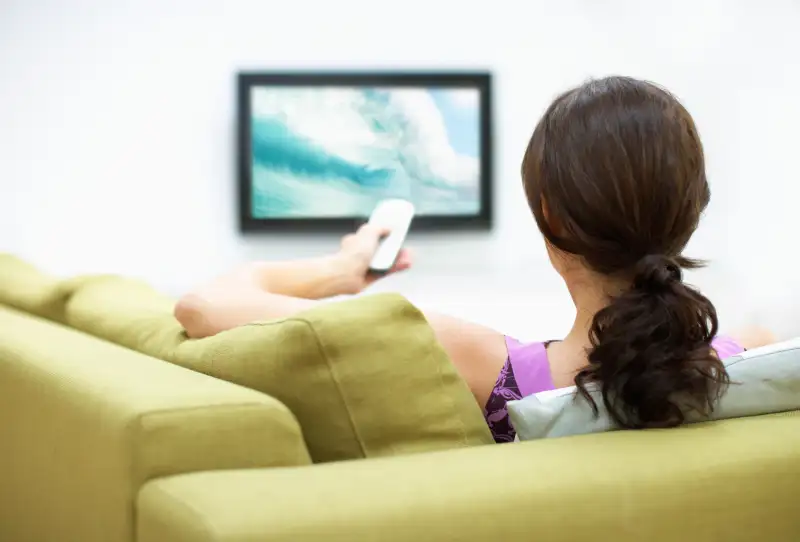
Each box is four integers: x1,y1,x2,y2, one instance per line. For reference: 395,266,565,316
237,72,492,231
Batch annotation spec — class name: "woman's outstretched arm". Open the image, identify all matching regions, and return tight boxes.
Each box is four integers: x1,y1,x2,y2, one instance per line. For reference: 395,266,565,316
174,224,509,406
174,256,353,339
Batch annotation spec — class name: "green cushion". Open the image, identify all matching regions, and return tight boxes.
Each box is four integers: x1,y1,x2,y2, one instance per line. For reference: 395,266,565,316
63,275,186,356
64,276,493,462
0,255,69,321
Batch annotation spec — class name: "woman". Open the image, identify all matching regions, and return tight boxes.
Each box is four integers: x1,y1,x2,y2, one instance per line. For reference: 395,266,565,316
176,76,774,443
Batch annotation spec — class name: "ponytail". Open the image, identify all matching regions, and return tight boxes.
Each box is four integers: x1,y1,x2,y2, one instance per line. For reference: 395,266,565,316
575,255,730,429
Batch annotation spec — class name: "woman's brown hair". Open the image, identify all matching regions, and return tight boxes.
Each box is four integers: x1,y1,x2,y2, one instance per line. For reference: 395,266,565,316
522,76,729,429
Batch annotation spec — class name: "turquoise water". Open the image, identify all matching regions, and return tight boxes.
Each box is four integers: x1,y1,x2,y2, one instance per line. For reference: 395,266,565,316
250,87,481,219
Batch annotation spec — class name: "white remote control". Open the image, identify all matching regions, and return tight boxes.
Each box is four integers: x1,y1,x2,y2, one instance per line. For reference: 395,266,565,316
367,199,415,273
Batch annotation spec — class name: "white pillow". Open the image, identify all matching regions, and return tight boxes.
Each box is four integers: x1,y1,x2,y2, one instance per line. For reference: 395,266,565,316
507,338,800,441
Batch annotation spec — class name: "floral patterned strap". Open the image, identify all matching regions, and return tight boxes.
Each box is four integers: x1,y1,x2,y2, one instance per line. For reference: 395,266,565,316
483,357,522,443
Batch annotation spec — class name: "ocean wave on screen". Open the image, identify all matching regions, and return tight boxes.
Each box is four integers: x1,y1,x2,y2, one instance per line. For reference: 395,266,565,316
250,87,481,218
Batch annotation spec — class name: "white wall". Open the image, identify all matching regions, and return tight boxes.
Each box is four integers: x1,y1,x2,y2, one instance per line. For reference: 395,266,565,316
1,0,799,340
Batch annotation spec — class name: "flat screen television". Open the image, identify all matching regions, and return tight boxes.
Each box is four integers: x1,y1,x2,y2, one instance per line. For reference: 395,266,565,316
237,71,493,232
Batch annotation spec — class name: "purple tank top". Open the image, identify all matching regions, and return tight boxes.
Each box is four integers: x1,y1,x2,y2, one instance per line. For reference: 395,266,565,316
483,335,745,443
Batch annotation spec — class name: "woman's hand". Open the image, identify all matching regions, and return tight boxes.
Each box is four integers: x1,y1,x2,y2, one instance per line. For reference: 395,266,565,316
334,223,413,294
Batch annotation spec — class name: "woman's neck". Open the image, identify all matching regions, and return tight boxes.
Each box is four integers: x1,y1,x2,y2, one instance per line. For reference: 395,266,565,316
547,275,618,385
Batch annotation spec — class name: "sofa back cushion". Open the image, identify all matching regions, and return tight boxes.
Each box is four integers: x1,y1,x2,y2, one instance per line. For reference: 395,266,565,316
0,254,69,321
64,276,493,462
63,275,186,354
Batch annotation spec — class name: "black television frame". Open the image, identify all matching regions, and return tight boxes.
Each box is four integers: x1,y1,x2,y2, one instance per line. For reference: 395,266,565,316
237,71,493,232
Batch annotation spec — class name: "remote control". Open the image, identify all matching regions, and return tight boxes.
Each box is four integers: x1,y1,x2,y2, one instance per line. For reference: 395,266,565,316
367,199,415,273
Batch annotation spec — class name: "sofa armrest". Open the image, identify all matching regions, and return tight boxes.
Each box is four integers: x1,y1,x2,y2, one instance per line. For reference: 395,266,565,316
138,412,800,542
0,306,310,542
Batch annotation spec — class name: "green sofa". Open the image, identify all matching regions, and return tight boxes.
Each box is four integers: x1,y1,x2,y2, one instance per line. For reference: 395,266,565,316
1,254,798,542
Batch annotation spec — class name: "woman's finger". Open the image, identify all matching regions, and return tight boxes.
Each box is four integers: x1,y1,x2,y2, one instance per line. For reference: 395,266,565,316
391,248,414,272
